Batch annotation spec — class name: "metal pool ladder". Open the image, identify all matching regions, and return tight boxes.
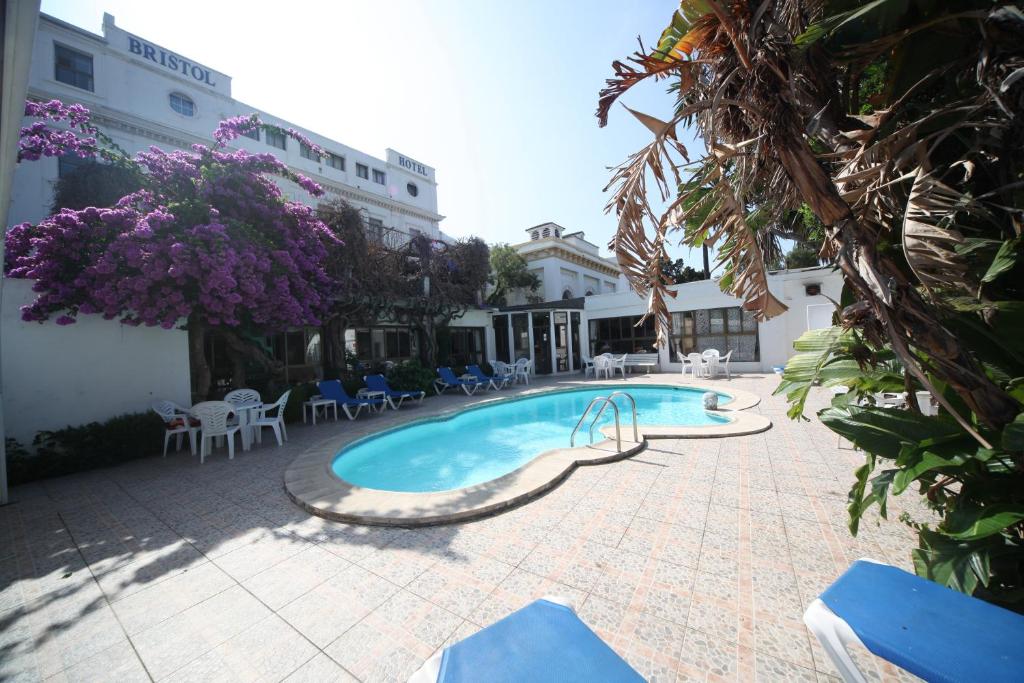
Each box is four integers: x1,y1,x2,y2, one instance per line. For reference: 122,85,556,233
570,391,639,452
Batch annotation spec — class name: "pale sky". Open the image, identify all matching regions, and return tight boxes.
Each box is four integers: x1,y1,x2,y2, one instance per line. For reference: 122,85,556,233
41,0,707,266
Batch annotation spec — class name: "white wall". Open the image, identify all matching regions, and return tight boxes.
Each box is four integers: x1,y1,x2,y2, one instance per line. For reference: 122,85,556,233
580,267,843,373
1,278,190,443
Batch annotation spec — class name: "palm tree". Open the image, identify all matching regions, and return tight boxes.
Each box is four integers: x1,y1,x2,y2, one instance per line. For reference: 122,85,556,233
598,0,1023,606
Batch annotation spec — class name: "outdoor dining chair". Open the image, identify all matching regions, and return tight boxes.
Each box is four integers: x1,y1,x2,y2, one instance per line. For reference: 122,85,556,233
679,352,701,380
593,354,613,379
610,353,628,379
686,352,705,378
514,358,532,384
191,401,241,464
718,349,733,379
224,388,262,450
251,389,290,447
152,400,199,457
581,354,595,378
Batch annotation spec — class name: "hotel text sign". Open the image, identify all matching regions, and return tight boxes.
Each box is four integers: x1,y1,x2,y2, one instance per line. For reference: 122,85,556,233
127,36,216,87
397,156,428,177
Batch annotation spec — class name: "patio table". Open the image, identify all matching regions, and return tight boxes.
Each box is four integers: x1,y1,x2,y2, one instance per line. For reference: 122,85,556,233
303,397,337,424
231,400,262,450
356,389,388,412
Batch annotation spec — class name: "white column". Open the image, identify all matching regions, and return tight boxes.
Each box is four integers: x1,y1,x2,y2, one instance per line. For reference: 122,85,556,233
526,313,534,373
548,315,557,375
506,315,513,364
566,312,574,373
0,0,42,505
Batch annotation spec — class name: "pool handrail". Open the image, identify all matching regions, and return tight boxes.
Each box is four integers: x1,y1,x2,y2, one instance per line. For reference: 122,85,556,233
588,391,639,444
570,395,622,452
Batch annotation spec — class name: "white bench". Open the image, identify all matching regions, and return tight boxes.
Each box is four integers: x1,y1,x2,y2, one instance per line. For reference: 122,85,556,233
622,353,660,374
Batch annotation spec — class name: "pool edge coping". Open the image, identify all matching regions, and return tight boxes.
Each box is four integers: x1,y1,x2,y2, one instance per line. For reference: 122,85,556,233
284,379,767,527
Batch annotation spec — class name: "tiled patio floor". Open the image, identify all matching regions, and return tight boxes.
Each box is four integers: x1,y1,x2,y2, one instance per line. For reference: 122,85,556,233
0,374,929,682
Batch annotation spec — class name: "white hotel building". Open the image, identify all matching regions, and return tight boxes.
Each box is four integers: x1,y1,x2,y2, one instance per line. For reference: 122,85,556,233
1,10,841,442
2,11,493,441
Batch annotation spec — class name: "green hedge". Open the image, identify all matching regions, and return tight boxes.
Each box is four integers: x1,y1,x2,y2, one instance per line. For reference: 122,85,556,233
7,411,165,485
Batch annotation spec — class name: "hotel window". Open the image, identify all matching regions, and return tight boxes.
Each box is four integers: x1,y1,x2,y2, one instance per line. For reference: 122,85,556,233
242,127,259,141
344,326,417,364
372,169,386,184
407,182,418,197
670,307,759,361
445,327,485,366
168,92,195,117
299,143,319,161
264,327,322,383
588,315,657,355
367,217,385,242
356,163,369,179
57,154,89,179
326,153,345,170
54,44,94,91
265,129,286,150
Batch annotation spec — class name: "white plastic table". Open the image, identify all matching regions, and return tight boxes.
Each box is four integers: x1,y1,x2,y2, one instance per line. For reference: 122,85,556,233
303,397,337,424
356,389,388,412
231,400,262,451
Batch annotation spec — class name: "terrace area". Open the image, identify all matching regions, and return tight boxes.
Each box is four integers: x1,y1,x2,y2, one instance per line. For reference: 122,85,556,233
0,374,926,682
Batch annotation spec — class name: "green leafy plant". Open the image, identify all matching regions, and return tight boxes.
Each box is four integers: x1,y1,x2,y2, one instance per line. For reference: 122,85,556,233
600,0,1024,610
386,359,436,395
778,325,1023,609
7,412,165,485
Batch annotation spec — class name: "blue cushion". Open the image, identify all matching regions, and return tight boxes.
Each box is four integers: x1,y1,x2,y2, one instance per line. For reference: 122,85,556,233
820,560,1024,682
438,599,643,683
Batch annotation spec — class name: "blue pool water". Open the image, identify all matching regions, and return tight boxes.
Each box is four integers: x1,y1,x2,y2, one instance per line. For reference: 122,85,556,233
331,386,730,493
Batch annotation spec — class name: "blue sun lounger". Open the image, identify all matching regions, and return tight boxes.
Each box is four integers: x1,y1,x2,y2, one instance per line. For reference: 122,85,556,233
434,367,485,396
409,598,643,683
466,364,508,391
316,380,385,420
364,373,425,409
804,559,1024,682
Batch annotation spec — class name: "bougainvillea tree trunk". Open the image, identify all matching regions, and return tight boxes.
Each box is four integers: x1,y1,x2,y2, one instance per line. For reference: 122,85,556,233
188,315,211,401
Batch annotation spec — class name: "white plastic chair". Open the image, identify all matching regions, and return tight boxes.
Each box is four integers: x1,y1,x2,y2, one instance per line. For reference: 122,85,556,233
491,361,515,383
224,388,261,406
718,350,733,379
581,355,595,378
252,389,291,447
514,358,532,384
701,349,720,378
611,354,628,379
593,355,613,379
686,353,705,378
679,353,701,380
152,400,199,457
191,401,240,464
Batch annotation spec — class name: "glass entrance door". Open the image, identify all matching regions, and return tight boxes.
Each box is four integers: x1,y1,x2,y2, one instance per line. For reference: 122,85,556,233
531,312,552,374
553,312,569,372
570,312,581,372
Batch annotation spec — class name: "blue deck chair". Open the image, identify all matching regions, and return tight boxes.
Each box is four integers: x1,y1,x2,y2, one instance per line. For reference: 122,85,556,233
466,364,508,391
316,380,384,420
409,598,643,683
434,367,485,396
805,559,1024,682
363,373,425,409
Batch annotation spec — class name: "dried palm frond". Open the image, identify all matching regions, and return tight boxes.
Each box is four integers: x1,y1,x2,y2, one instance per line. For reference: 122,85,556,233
902,167,979,292
603,108,690,340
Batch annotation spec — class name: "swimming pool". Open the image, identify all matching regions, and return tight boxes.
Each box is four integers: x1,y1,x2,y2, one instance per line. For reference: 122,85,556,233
331,386,730,493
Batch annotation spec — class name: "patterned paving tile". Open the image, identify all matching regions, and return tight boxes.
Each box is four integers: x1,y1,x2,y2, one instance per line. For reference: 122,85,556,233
0,376,927,682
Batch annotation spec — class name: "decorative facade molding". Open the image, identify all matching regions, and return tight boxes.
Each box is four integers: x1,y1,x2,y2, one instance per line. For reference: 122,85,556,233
28,87,445,226
522,245,620,277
